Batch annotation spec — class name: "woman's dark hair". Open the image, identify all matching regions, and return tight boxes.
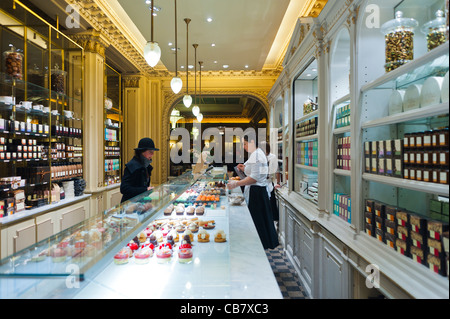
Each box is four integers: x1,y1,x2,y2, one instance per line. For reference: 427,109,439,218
243,135,257,144
134,149,145,163
260,141,270,154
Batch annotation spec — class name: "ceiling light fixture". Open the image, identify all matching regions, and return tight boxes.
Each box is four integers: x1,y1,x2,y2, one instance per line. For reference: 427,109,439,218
183,18,192,108
196,60,204,123
207,17,213,22
144,0,161,68
223,65,229,69
192,44,200,117
170,0,183,94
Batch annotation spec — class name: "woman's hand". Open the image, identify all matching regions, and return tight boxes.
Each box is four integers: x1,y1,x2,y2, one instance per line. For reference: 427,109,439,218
227,181,239,190
147,186,154,191
237,164,245,172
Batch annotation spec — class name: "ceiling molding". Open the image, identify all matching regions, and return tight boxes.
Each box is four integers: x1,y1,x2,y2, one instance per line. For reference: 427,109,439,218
299,0,329,18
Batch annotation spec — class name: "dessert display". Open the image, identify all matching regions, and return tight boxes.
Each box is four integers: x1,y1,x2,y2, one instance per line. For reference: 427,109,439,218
176,204,185,215
203,221,215,230
186,206,195,215
30,251,47,262
50,248,67,263
187,222,199,233
134,247,152,264
178,243,193,264
51,64,67,95
156,243,173,264
183,229,194,242
164,204,174,216
214,230,227,243
197,229,210,243
195,206,205,216
114,249,130,265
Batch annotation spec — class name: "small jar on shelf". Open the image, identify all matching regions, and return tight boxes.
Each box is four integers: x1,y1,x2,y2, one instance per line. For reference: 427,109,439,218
422,10,448,52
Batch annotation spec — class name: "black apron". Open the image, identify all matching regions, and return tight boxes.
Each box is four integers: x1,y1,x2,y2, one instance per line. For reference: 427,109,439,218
269,182,279,221
247,185,279,250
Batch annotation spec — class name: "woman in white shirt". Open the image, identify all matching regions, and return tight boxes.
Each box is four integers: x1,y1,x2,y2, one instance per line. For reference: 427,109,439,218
260,141,279,223
227,136,279,250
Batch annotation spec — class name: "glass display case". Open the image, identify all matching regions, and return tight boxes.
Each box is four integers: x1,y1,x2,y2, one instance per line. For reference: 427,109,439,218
293,58,319,204
103,64,122,186
0,171,199,298
357,0,448,277
0,0,84,216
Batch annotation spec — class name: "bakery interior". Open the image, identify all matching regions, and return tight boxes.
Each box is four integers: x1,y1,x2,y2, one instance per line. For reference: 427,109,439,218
0,0,449,300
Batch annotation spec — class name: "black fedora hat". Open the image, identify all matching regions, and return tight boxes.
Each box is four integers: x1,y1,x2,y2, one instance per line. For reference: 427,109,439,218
134,138,159,151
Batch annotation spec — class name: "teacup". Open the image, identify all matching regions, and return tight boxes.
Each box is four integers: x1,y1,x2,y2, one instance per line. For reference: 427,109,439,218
33,104,43,111
51,110,59,115
19,101,32,110
43,106,50,113
63,110,73,118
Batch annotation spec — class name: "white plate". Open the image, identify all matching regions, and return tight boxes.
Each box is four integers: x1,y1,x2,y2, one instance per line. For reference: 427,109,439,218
403,84,422,111
421,76,444,108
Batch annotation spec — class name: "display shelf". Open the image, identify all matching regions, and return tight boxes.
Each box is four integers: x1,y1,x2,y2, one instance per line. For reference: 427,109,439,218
361,42,449,93
295,164,318,172
362,102,449,129
334,168,351,177
0,0,84,216
295,134,318,142
362,173,449,197
295,109,319,124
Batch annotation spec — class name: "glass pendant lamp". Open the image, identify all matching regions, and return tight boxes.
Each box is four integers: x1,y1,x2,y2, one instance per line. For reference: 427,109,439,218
197,113,203,123
191,44,200,116
183,18,192,107
170,0,182,94
144,0,161,67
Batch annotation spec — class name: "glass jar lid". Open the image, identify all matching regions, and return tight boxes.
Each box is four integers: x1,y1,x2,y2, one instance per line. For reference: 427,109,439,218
3,45,23,57
421,10,446,33
381,11,418,34
51,64,67,75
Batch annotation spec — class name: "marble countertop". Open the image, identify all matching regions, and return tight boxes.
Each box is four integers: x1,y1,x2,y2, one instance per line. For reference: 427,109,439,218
73,189,282,299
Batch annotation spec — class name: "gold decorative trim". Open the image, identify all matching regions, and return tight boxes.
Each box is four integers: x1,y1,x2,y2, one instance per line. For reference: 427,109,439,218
300,0,329,18
123,75,142,88
69,30,110,57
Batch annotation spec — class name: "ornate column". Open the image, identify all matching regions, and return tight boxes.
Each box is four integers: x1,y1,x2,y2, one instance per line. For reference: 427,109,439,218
70,30,110,200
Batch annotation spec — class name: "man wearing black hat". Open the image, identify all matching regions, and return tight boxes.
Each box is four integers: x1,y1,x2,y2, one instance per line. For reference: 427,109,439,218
120,138,159,203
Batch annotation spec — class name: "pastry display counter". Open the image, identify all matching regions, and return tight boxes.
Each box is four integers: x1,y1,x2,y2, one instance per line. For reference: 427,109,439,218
0,170,281,299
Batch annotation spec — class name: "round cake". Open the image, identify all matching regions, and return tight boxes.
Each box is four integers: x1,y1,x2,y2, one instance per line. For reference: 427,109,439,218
197,229,210,243
134,248,152,264
156,243,173,264
203,221,215,230
214,230,227,243
114,250,129,265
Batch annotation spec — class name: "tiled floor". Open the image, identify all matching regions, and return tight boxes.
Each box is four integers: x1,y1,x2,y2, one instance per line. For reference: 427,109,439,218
266,246,310,299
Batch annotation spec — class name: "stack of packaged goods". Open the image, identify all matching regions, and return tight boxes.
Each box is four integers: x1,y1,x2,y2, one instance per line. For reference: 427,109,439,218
333,193,351,223
336,136,351,171
335,104,350,129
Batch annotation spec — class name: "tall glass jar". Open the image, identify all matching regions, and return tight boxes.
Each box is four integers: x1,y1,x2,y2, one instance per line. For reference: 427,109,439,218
3,46,23,80
51,64,67,95
381,11,418,73
422,10,447,52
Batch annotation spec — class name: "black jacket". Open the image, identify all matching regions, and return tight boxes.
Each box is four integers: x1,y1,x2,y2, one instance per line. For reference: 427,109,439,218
120,156,153,203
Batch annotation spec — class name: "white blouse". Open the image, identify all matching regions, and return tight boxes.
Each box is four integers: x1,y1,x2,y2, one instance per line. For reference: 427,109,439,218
243,148,269,203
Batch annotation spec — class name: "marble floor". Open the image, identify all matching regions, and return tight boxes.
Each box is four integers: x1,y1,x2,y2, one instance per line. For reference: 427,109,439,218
265,246,310,299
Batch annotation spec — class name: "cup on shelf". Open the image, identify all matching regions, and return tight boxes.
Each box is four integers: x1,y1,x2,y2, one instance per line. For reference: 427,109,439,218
19,101,32,110
33,104,43,111
0,96,14,105
63,110,77,119
51,110,59,116
43,106,50,113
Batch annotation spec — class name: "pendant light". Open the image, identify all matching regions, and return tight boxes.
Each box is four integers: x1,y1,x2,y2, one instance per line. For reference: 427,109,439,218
170,0,183,94
183,18,193,108
144,0,161,67
192,43,200,117
196,60,204,122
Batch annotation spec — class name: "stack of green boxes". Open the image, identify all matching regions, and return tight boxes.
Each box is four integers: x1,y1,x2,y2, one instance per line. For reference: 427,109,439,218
335,104,350,129
430,198,449,223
